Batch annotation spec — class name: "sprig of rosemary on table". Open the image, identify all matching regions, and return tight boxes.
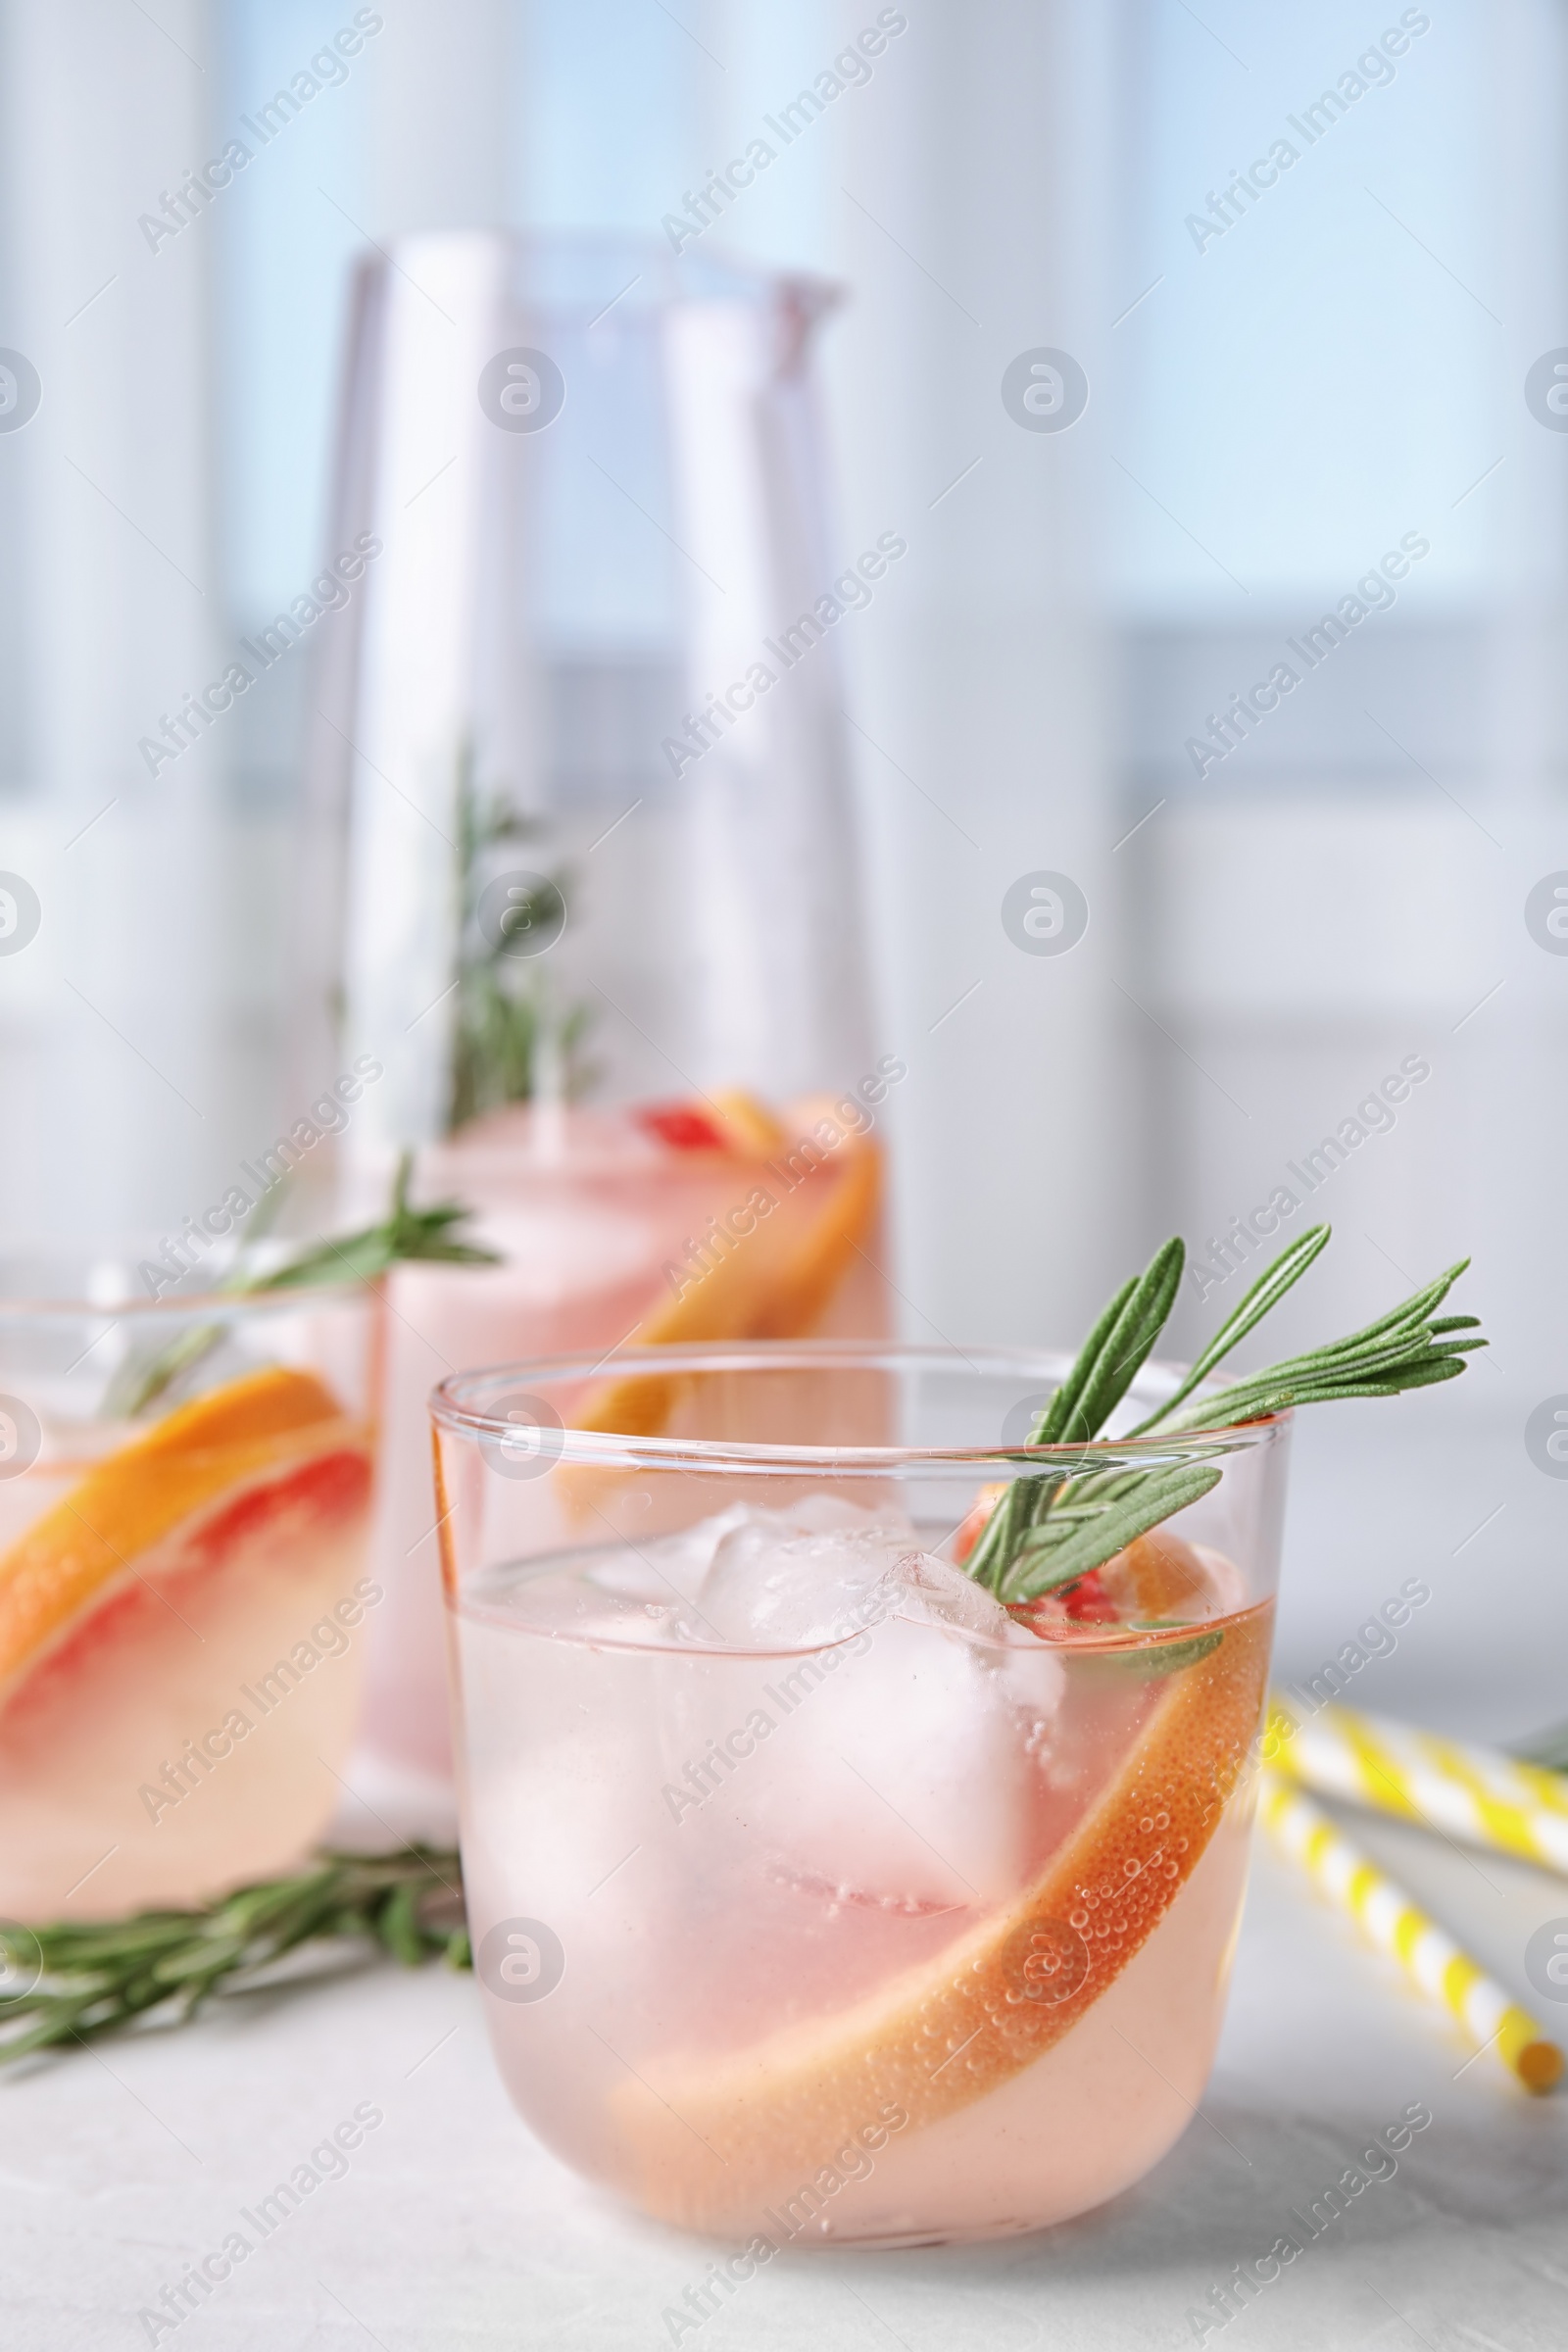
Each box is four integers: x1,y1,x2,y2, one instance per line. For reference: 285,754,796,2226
964,1224,1484,1604
1515,1719,1568,1773
104,1152,500,1418
0,1847,468,2064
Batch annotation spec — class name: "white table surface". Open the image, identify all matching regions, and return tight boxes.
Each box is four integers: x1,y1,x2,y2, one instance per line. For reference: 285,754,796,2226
8,1786,1566,2352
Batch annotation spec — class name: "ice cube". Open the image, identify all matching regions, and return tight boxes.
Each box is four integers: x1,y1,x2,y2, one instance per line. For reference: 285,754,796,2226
749,1598,1061,1908
615,1502,757,1610
690,1496,922,1649
882,1548,1021,1642
657,1503,1070,1908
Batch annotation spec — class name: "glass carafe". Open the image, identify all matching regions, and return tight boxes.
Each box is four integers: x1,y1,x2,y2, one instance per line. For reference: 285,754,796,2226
290,233,892,1798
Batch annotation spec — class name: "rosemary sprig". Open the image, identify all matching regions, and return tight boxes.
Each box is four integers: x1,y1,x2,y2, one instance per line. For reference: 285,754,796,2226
1513,1718,1568,1774
250,1151,500,1291
964,1239,1184,1591
447,742,597,1128
968,1224,1483,1603
0,1847,468,2063
1005,1459,1225,1602
106,1152,500,1418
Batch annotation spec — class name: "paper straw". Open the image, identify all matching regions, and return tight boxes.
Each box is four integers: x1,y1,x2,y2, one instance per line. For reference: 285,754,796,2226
1266,1695,1568,1878
1259,1770,1562,2093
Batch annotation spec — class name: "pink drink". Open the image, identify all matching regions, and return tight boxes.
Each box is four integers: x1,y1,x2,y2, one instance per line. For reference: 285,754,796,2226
0,1437,373,1919
433,1346,1288,2244
0,1279,378,1919
359,1102,888,1787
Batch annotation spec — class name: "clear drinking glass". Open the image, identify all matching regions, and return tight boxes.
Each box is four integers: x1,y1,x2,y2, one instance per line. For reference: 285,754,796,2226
431,1342,1289,2246
0,1250,380,1920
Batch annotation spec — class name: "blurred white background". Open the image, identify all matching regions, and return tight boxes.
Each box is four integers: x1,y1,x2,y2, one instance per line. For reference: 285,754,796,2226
0,0,1564,1726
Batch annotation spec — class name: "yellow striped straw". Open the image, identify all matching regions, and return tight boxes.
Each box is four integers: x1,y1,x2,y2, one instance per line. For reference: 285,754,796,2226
1259,1770,1562,2093
1266,1694,1568,1877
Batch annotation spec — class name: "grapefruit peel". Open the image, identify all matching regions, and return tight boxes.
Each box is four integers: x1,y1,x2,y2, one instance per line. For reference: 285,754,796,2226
613,1606,1269,2230
0,1366,368,1711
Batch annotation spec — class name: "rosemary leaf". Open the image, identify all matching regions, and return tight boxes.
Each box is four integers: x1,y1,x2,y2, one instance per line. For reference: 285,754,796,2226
1515,1718,1568,1773
964,1260,1157,1591
0,1847,468,2062
1059,1237,1187,1446
1125,1223,1331,1434
967,1236,1185,1592
253,1153,500,1292
1104,1628,1226,1678
107,1155,499,1419
1004,1460,1222,1602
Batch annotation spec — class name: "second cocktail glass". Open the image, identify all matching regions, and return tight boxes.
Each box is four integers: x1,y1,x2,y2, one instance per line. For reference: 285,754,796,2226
0,1252,380,1920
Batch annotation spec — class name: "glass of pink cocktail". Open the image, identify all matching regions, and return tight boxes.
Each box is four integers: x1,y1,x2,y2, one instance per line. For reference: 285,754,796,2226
0,1253,379,1920
431,1341,1287,2244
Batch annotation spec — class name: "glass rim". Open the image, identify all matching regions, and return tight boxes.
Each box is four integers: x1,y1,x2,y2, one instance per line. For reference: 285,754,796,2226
428,1339,1290,1474
363,226,845,321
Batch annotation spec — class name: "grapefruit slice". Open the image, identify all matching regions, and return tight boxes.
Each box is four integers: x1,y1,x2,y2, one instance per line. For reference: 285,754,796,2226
0,1366,368,1709
573,1114,882,1443
612,1604,1270,2230
705,1090,787,1158
0,1365,376,1918
633,1090,787,1158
